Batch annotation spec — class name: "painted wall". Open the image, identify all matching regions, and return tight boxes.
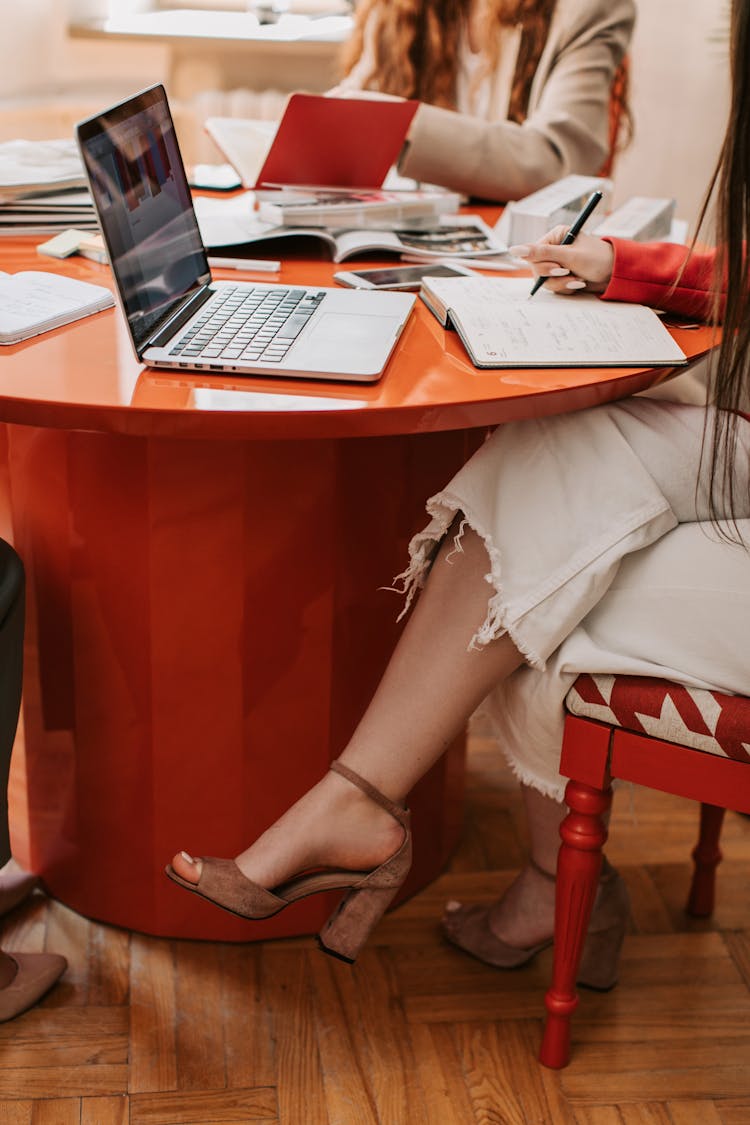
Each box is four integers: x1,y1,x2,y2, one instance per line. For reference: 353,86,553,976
0,0,733,229
613,0,731,233
0,1,166,101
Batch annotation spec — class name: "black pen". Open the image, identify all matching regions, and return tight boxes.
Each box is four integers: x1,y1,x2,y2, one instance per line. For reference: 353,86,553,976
528,189,604,298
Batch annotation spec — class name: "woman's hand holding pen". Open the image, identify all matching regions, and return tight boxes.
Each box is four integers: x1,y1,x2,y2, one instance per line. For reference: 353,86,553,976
511,227,615,295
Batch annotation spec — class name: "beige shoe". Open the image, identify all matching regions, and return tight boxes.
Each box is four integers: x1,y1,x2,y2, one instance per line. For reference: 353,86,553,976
442,858,629,991
442,900,552,969
576,863,631,991
442,857,555,970
166,758,412,964
0,952,67,1021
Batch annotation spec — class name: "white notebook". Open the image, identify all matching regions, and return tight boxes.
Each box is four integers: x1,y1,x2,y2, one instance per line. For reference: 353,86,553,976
0,271,114,345
420,275,688,369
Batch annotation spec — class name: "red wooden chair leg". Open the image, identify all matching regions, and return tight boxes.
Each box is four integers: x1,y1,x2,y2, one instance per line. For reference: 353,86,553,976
540,778,612,1069
687,803,726,917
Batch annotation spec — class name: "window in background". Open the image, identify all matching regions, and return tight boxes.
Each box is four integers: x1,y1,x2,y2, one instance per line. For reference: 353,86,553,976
149,0,353,15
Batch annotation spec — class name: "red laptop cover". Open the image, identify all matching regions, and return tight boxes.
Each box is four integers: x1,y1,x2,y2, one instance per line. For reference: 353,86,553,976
255,94,419,189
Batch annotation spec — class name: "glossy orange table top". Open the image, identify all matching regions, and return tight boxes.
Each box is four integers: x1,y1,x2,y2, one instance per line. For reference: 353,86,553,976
0,229,716,440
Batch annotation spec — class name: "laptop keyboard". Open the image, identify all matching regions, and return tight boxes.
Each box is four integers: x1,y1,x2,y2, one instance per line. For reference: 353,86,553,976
168,285,326,364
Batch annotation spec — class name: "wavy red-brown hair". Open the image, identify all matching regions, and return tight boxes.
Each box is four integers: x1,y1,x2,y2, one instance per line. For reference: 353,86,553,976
341,0,558,121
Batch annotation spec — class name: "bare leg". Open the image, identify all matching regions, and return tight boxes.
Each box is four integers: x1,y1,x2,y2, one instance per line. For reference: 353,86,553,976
488,784,618,947
470,785,564,947
173,525,525,889
444,781,620,955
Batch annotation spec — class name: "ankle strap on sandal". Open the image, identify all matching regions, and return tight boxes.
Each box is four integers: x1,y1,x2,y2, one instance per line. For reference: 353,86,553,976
528,856,557,882
330,759,408,825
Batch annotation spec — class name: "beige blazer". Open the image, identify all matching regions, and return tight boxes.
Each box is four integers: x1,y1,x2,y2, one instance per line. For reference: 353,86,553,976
342,0,635,202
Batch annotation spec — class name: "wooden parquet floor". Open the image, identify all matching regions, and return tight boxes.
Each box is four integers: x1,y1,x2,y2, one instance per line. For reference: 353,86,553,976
2,724,750,1125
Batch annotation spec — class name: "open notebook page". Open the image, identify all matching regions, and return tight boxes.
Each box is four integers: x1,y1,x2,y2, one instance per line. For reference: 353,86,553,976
421,275,687,368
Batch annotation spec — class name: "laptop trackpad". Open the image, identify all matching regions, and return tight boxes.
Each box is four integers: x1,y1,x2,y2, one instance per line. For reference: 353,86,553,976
308,312,395,351
299,315,402,375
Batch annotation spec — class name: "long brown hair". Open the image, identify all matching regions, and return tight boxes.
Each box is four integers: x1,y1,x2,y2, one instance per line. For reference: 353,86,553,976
341,0,557,123
701,0,750,532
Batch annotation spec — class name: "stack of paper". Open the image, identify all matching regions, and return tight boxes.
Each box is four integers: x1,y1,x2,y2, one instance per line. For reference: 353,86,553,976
0,140,98,236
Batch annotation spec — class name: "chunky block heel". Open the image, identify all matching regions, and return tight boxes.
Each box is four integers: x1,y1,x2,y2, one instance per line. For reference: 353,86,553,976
319,883,403,963
577,867,630,991
317,760,412,963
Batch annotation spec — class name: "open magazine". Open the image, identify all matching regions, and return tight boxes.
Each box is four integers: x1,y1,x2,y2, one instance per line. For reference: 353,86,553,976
194,194,506,263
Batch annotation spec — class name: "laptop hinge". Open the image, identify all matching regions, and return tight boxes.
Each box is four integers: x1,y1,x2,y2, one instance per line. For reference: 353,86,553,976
147,284,214,350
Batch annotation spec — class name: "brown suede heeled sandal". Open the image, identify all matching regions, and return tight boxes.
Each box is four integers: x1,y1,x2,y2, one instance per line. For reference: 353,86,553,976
442,857,629,992
0,951,67,1022
165,759,412,964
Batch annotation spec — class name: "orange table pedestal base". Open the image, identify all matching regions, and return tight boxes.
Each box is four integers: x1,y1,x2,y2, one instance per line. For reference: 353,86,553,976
7,423,474,940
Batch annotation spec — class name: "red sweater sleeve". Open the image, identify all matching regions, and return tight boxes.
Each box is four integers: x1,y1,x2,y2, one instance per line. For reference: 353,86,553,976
600,238,720,319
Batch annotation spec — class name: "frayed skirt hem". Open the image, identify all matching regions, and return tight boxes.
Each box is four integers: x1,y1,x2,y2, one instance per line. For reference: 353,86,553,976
388,491,546,671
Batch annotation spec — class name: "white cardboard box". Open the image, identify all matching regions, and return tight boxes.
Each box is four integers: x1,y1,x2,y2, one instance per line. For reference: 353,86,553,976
593,196,676,242
503,174,613,246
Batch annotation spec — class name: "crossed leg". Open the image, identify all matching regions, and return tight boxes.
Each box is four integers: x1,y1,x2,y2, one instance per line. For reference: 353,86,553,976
171,522,566,949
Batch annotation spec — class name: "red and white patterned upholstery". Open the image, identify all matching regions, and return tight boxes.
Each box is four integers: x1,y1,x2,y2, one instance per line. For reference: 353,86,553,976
566,674,750,764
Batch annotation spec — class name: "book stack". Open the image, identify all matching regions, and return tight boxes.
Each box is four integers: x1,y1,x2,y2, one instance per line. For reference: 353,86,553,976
0,139,98,236
255,186,463,229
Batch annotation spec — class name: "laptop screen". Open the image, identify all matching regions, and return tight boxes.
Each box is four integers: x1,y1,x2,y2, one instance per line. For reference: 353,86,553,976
77,85,210,353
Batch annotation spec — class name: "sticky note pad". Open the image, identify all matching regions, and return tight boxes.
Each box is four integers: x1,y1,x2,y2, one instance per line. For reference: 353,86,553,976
37,229,91,259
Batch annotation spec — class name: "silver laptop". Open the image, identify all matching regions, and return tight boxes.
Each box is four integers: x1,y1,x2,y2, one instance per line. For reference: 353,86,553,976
76,85,415,383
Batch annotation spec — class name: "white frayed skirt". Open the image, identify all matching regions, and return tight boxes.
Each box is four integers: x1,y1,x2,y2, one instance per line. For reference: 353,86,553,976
395,399,750,800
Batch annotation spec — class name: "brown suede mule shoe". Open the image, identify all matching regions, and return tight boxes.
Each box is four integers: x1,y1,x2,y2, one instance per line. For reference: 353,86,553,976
442,861,629,991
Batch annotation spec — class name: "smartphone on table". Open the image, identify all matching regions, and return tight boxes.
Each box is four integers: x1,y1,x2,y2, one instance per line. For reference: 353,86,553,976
333,262,477,291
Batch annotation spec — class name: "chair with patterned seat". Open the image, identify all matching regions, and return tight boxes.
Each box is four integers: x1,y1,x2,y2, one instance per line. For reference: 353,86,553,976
539,673,750,1069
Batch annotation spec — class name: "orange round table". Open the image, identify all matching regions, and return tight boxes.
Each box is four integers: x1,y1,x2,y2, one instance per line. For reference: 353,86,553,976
1,235,715,940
